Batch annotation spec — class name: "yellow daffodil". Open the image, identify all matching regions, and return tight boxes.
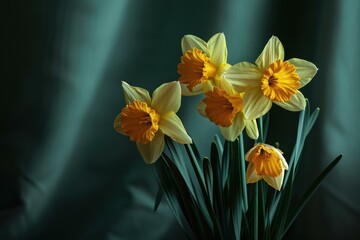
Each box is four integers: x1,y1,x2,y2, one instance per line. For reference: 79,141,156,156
197,80,258,141
114,81,192,164
245,143,288,190
177,33,231,95
224,36,318,119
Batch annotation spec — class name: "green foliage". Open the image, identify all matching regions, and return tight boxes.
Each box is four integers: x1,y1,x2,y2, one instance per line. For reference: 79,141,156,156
154,101,342,240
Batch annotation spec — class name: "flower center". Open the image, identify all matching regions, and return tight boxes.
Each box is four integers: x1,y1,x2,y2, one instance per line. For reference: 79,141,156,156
177,48,217,92
202,87,243,127
261,59,300,102
248,144,283,177
120,100,160,144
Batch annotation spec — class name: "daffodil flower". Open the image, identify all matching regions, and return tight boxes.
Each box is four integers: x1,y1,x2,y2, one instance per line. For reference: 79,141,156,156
245,143,288,190
114,81,192,164
197,80,258,141
224,36,318,119
177,33,231,95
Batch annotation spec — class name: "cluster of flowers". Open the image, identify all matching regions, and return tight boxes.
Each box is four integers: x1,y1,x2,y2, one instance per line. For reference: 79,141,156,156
114,33,317,190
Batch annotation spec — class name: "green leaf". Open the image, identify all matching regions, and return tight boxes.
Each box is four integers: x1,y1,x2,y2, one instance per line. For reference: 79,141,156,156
210,142,227,240
221,140,230,188
154,187,163,212
282,154,342,238
202,157,213,203
252,183,259,240
159,153,213,239
227,139,243,240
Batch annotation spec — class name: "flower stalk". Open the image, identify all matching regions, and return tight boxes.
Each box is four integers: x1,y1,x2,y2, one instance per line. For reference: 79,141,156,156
114,33,342,240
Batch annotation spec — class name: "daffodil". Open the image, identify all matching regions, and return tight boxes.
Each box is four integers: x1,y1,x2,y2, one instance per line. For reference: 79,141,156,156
197,80,258,141
224,36,318,119
114,81,192,164
177,33,231,95
245,143,288,190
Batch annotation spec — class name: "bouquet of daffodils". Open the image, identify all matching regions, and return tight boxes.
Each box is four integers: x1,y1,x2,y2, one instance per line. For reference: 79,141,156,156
114,33,341,240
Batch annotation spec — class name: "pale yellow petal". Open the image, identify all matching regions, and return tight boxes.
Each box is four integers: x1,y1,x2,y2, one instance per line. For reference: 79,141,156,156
220,113,245,141
245,119,259,140
181,34,209,55
245,144,259,161
243,88,272,119
201,81,214,93
246,162,262,183
114,113,125,135
197,101,207,118
159,112,192,144
273,90,306,111
122,81,151,105
136,131,164,164
180,82,204,96
274,148,288,170
224,62,262,92
152,81,181,114
263,171,285,191
255,36,285,71
208,33,227,66
288,58,318,88
216,78,235,94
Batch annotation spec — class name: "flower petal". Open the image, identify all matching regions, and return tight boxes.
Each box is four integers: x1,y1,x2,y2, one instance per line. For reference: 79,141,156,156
114,113,125,135
245,119,259,140
246,162,262,183
181,34,209,55
159,112,192,144
196,100,207,118
245,144,258,161
224,62,262,92
152,81,181,114
263,171,285,191
255,36,285,71
136,131,164,164
220,112,245,141
180,83,203,96
208,33,227,66
273,90,306,111
216,77,235,93
122,81,151,105
243,88,272,119
288,58,318,88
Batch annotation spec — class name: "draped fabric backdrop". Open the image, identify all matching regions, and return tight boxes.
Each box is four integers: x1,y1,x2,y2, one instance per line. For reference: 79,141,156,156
1,0,359,239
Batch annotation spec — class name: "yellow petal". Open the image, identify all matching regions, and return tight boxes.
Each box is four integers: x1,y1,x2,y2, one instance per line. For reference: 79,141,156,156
263,171,285,191
152,81,181,114
276,148,289,170
196,100,207,118
136,131,164,164
180,83,203,96
243,88,272,119
273,90,306,111
216,78,236,94
122,81,151,105
181,34,209,55
159,112,192,144
114,113,125,134
246,162,262,183
208,33,227,66
220,113,245,141
288,58,318,88
224,62,262,92
255,36,285,71
201,81,214,93
245,119,259,140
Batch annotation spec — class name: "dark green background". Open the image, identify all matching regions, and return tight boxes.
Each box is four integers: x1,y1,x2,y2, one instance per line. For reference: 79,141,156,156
1,0,359,239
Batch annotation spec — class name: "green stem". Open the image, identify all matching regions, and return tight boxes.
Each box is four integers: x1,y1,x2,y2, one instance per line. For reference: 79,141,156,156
258,116,264,143
239,134,248,210
253,183,258,240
